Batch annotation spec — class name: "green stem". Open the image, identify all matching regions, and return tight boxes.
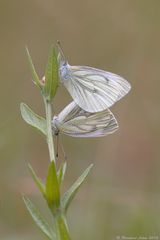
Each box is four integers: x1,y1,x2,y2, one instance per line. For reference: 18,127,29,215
44,98,55,162
55,214,71,240
44,97,71,239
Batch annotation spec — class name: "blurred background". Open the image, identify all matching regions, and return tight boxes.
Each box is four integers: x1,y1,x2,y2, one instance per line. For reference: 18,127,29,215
0,0,160,239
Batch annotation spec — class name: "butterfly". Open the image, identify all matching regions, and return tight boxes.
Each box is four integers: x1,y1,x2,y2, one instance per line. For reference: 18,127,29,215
52,101,118,138
57,42,131,113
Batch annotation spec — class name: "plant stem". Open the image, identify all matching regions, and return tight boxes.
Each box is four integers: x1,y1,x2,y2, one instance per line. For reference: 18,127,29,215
44,97,71,240
55,214,71,240
44,98,55,162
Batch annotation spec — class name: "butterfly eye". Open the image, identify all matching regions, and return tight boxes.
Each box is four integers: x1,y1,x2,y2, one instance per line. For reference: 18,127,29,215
54,130,59,136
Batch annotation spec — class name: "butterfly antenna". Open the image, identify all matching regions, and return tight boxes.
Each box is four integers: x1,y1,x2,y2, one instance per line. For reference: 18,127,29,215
59,135,67,161
56,135,59,161
56,40,67,63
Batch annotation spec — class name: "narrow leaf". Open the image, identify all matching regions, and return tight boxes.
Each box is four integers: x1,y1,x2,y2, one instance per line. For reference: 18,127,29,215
28,163,45,196
62,164,93,212
23,196,55,240
20,103,46,135
44,45,59,100
25,47,42,88
45,161,60,210
57,162,67,186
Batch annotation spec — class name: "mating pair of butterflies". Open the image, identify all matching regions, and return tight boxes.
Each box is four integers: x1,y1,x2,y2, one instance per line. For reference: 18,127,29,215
51,44,131,138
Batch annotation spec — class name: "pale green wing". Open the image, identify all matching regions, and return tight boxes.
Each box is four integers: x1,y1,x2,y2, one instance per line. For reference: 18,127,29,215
52,102,118,138
60,64,131,113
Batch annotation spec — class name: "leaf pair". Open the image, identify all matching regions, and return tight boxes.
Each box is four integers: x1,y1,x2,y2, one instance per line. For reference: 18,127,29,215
28,162,93,213
24,163,93,239
23,162,64,240
26,45,59,101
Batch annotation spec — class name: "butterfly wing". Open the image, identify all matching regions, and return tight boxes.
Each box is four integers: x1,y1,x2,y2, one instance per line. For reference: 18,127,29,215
52,101,118,138
60,65,131,113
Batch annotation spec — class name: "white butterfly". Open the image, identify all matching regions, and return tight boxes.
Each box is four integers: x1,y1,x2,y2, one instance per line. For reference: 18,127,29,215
52,101,118,138
57,43,131,113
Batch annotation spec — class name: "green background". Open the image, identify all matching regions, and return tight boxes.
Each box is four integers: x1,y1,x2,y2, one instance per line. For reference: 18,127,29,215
0,0,160,239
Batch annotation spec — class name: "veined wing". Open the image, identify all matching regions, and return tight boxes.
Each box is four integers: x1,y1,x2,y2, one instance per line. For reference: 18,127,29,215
61,65,131,113
52,101,118,138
